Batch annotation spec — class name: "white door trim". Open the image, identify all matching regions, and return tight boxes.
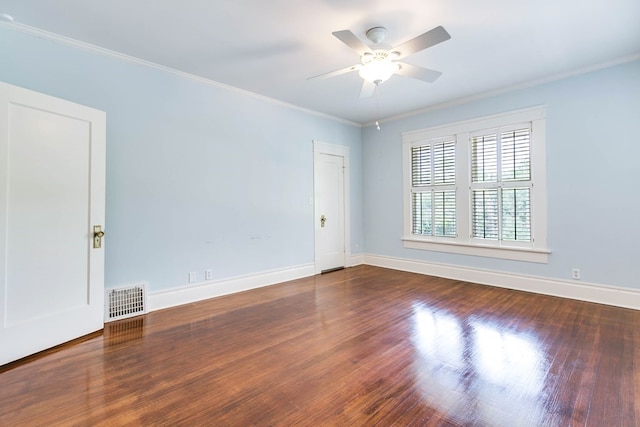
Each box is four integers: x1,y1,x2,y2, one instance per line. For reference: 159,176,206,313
313,141,350,274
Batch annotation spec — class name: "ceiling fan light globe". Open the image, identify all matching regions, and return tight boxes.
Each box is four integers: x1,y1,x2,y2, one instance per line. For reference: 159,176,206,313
358,61,399,84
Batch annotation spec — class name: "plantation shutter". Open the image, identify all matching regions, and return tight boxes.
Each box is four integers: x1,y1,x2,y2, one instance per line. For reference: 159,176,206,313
501,188,531,241
471,134,497,183
501,129,531,181
412,192,432,235
412,146,431,186
410,139,456,237
434,190,456,237
471,127,532,242
433,142,455,184
472,189,498,239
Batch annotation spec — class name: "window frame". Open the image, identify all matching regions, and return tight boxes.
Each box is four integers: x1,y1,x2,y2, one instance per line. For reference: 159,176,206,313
402,106,549,263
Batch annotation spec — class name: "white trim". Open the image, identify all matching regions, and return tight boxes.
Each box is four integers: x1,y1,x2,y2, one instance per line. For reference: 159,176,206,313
313,141,351,274
364,53,640,127
350,254,364,266
148,263,315,312
142,255,640,314
402,238,549,263
363,254,640,310
0,21,360,128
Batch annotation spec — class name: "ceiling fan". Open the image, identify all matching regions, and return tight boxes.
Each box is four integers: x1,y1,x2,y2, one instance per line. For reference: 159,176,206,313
308,25,451,98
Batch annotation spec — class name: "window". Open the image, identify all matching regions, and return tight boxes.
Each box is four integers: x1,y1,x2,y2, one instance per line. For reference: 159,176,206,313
471,127,531,242
402,107,548,263
411,139,456,237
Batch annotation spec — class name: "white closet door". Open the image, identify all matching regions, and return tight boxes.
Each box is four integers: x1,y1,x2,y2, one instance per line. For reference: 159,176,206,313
315,149,347,273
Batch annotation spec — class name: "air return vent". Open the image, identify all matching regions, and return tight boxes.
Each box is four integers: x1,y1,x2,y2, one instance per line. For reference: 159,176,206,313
105,284,147,322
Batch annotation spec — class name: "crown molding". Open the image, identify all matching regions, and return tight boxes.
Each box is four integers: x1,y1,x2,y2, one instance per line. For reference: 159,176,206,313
4,20,636,130
1,21,361,128
364,52,640,128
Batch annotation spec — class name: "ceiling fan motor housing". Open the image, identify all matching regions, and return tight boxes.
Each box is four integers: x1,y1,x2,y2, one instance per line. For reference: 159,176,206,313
366,27,387,44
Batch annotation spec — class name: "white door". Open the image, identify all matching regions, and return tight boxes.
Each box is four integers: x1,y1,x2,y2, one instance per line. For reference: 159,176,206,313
0,82,106,366
314,142,349,273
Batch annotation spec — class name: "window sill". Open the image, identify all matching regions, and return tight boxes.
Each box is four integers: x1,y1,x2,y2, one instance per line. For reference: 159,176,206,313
402,237,550,263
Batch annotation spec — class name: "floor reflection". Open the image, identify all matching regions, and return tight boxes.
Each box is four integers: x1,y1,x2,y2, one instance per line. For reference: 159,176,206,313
471,320,545,395
412,303,464,371
411,303,550,426
105,316,145,346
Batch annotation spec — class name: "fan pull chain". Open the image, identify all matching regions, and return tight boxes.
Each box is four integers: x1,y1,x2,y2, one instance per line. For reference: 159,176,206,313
375,84,381,131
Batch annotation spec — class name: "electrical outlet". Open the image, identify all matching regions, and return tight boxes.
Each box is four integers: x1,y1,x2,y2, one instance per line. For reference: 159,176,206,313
205,269,213,280
188,272,197,283
571,268,581,280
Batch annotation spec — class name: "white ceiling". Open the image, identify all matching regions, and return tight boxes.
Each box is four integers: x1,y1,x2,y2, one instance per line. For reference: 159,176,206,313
1,0,639,124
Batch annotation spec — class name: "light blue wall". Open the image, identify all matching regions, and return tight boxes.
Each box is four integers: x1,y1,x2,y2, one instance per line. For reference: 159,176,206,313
0,26,363,292
2,23,637,294
362,60,640,289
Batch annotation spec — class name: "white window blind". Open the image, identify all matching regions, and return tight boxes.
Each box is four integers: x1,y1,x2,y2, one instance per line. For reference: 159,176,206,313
471,127,532,242
411,140,456,237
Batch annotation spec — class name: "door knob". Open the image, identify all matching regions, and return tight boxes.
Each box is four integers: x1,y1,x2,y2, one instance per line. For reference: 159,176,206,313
320,215,326,227
93,225,105,248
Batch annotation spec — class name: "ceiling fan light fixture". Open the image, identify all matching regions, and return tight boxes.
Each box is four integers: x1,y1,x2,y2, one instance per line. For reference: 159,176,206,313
358,51,399,84
358,60,399,84
310,25,450,98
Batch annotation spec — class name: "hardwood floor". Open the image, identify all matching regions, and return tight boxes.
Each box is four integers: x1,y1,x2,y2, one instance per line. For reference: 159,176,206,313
1,265,638,426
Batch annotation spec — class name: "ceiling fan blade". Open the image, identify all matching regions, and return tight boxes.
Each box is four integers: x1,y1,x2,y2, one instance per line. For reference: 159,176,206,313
396,63,443,83
307,64,360,80
332,30,373,56
359,80,376,98
392,26,451,59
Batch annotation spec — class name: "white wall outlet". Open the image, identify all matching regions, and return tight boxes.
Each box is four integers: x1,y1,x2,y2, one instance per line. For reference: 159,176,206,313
571,268,581,280
205,269,213,280
188,272,197,283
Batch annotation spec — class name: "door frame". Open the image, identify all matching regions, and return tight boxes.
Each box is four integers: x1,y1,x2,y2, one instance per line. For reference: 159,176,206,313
313,140,350,274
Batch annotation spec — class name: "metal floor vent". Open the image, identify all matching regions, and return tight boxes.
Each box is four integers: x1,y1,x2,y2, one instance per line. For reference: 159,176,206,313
105,284,147,322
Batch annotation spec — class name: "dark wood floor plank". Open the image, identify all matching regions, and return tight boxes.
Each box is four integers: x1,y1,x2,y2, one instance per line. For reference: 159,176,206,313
1,265,638,426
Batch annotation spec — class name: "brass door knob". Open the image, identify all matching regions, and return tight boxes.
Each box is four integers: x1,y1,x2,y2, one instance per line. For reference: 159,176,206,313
93,225,105,248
